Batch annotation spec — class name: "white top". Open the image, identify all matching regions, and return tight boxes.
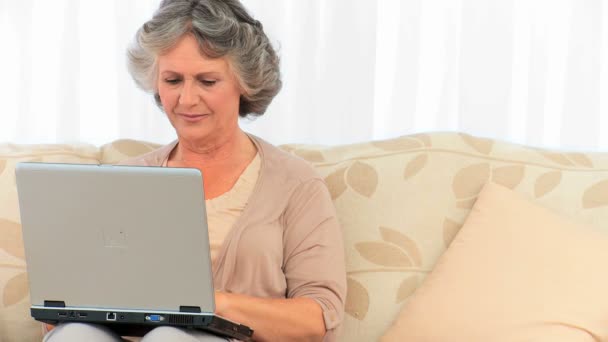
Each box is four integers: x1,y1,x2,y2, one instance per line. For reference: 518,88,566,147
162,153,261,263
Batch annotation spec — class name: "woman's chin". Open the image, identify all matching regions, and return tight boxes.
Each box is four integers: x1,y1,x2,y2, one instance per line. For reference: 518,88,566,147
174,126,213,143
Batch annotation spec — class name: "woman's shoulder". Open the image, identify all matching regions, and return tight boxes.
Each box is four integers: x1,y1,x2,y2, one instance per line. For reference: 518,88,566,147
251,135,322,184
116,141,177,166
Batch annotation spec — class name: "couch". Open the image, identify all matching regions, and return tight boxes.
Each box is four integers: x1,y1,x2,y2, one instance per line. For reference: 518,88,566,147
1,132,608,342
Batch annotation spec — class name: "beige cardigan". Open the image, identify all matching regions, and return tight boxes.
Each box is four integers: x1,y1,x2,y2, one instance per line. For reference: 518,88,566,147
118,135,346,341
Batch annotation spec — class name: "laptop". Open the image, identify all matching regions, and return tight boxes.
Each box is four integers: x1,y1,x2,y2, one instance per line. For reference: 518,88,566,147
15,162,253,340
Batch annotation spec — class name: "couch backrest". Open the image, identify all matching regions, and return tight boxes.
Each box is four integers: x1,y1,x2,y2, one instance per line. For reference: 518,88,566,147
2,133,608,342
281,132,608,342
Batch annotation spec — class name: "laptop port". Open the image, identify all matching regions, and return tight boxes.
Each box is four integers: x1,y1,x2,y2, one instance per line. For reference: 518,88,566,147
57,312,67,318
106,312,117,321
145,314,164,322
78,312,88,318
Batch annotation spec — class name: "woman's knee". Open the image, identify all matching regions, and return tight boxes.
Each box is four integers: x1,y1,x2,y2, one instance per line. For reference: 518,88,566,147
43,323,122,342
141,326,227,342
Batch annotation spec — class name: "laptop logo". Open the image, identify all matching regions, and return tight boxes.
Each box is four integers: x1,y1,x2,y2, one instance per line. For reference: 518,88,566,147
102,226,128,248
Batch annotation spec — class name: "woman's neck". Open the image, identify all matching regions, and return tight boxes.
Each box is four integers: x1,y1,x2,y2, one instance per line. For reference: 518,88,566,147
170,129,256,169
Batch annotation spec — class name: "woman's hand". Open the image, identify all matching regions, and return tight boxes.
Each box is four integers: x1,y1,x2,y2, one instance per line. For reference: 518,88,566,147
214,291,325,342
214,291,229,314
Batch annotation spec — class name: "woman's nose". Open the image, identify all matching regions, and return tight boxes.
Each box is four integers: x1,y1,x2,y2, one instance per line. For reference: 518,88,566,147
178,81,199,106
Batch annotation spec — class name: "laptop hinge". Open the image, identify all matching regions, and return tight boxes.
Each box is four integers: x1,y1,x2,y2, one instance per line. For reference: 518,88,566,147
44,300,66,308
179,306,201,313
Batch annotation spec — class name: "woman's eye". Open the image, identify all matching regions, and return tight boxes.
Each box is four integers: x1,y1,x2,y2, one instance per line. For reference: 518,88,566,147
200,79,217,86
164,78,181,85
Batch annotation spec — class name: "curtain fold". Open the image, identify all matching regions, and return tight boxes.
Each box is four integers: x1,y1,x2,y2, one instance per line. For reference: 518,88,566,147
1,0,606,150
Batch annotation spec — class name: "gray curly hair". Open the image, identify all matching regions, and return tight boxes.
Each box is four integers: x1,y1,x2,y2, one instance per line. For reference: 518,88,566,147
127,0,281,117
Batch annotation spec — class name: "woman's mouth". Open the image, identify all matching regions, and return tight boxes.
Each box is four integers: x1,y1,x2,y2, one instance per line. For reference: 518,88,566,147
177,113,208,122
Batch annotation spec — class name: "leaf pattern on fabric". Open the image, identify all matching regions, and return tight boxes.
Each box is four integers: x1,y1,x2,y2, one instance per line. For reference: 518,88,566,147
452,163,490,198
538,152,574,166
324,167,348,200
534,171,562,198
346,162,378,198
279,145,296,153
460,134,494,155
112,140,157,157
372,138,423,151
0,219,25,260
456,198,477,209
583,180,608,209
3,272,28,307
566,153,593,168
443,218,462,247
411,133,432,147
403,154,428,181
345,277,369,320
379,227,422,266
396,276,419,303
492,165,525,189
293,149,325,163
355,242,413,267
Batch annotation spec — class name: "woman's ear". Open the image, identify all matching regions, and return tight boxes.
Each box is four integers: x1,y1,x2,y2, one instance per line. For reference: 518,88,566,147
154,93,164,112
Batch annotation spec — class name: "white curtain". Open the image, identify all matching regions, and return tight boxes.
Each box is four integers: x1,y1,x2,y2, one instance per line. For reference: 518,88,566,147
1,0,607,150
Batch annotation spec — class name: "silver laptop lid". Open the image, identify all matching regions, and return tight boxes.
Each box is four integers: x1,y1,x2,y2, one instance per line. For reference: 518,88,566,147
15,163,214,313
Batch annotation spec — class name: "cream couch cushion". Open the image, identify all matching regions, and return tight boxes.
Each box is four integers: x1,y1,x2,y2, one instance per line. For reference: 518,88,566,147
381,182,608,341
100,139,161,165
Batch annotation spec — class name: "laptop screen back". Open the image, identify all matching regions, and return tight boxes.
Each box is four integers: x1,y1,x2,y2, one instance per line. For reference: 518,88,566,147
15,163,214,314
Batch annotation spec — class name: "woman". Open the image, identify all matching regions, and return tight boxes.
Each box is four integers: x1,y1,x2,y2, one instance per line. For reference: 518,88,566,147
44,0,346,341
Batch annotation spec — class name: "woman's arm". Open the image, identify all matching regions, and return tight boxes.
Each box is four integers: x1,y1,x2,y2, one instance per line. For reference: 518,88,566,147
217,178,346,341
216,292,325,342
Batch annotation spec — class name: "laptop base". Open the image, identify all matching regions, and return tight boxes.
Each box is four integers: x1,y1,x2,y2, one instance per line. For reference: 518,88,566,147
33,307,253,341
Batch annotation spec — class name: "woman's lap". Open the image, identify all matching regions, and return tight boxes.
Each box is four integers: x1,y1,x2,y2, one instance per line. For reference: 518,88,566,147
43,323,123,342
44,323,229,342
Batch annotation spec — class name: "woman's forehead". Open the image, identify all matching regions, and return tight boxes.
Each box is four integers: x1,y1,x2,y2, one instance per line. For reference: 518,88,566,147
158,35,231,74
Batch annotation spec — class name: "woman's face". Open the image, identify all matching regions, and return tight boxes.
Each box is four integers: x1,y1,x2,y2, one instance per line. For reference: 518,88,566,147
156,34,242,146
